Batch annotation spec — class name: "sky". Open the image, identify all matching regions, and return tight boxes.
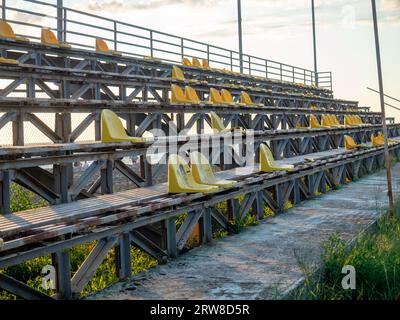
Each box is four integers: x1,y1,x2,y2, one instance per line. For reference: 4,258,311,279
5,0,400,120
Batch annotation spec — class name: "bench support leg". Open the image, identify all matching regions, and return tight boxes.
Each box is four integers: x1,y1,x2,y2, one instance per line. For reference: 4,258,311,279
115,233,132,280
52,250,72,300
166,218,177,258
0,171,11,215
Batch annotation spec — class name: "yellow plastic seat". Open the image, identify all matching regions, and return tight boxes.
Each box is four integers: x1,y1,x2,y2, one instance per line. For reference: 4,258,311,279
210,111,227,133
41,27,71,49
240,91,263,107
185,86,201,104
168,154,219,194
144,56,162,63
192,57,202,68
0,57,19,65
95,38,122,56
209,88,227,105
371,134,383,146
321,115,334,128
259,144,295,173
190,151,237,189
330,115,345,128
171,84,192,104
355,115,370,126
309,115,330,129
172,66,186,81
344,135,367,150
344,115,362,127
0,21,30,42
202,59,210,69
371,133,395,146
182,57,192,67
221,89,241,106
101,110,146,143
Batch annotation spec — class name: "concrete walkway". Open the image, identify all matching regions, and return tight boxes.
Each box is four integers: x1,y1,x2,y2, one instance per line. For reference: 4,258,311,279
91,165,400,300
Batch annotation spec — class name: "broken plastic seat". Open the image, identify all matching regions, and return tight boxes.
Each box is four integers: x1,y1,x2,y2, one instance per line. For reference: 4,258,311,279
259,144,295,173
190,151,237,189
210,111,228,133
168,154,219,194
101,109,146,143
355,115,371,126
171,84,192,104
209,112,243,134
371,133,384,146
41,27,71,49
172,66,200,84
221,89,243,106
192,57,203,68
202,59,210,69
144,56,162,63
240,91,263,107
95,38,122,56
344,135,367,150
0,21,30,42
0,57,19,65
185,86,212,105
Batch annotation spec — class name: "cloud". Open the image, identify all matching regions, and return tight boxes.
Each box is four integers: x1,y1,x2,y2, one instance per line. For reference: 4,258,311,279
381,0,400,11
76,0,224,13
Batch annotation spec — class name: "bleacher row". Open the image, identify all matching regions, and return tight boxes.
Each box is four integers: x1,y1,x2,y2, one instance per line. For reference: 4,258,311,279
0,20,333,100
1,15,400,300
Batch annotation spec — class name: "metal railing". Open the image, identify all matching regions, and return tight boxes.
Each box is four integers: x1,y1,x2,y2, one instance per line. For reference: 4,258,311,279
0,0,333,90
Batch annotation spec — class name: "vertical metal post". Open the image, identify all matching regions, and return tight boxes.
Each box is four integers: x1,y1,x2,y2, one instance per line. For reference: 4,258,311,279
181,38,184,61
114,21,117,51
166,218,177,258
2,0,6,20
0,171,10,215
371,0,394,210
57,0,63,42
311,0,318,86
150,31,153,57
52,251,72,300
237,0,243,74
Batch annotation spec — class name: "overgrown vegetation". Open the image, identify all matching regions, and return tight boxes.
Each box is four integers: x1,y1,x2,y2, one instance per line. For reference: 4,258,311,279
292,201,400,300
0,184,157,300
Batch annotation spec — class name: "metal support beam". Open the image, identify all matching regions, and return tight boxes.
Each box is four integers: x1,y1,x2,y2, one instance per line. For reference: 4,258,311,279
52,250,72,300
115,233,132,280
0,171,11,215
165,218,177,258
311,0,318,86
237,0,244,73
371,0,393,210
0,273,53,300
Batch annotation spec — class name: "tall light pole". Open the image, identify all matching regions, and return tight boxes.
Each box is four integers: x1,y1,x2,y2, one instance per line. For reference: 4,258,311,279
237,0,243,73
311,0,318,86
371,0,394,210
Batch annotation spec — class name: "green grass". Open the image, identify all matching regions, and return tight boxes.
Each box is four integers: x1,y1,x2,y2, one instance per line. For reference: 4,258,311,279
292,200,400,300
0,184,158,300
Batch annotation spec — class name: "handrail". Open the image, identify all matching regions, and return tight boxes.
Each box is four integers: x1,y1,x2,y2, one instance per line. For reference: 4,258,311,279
0,0,333,90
